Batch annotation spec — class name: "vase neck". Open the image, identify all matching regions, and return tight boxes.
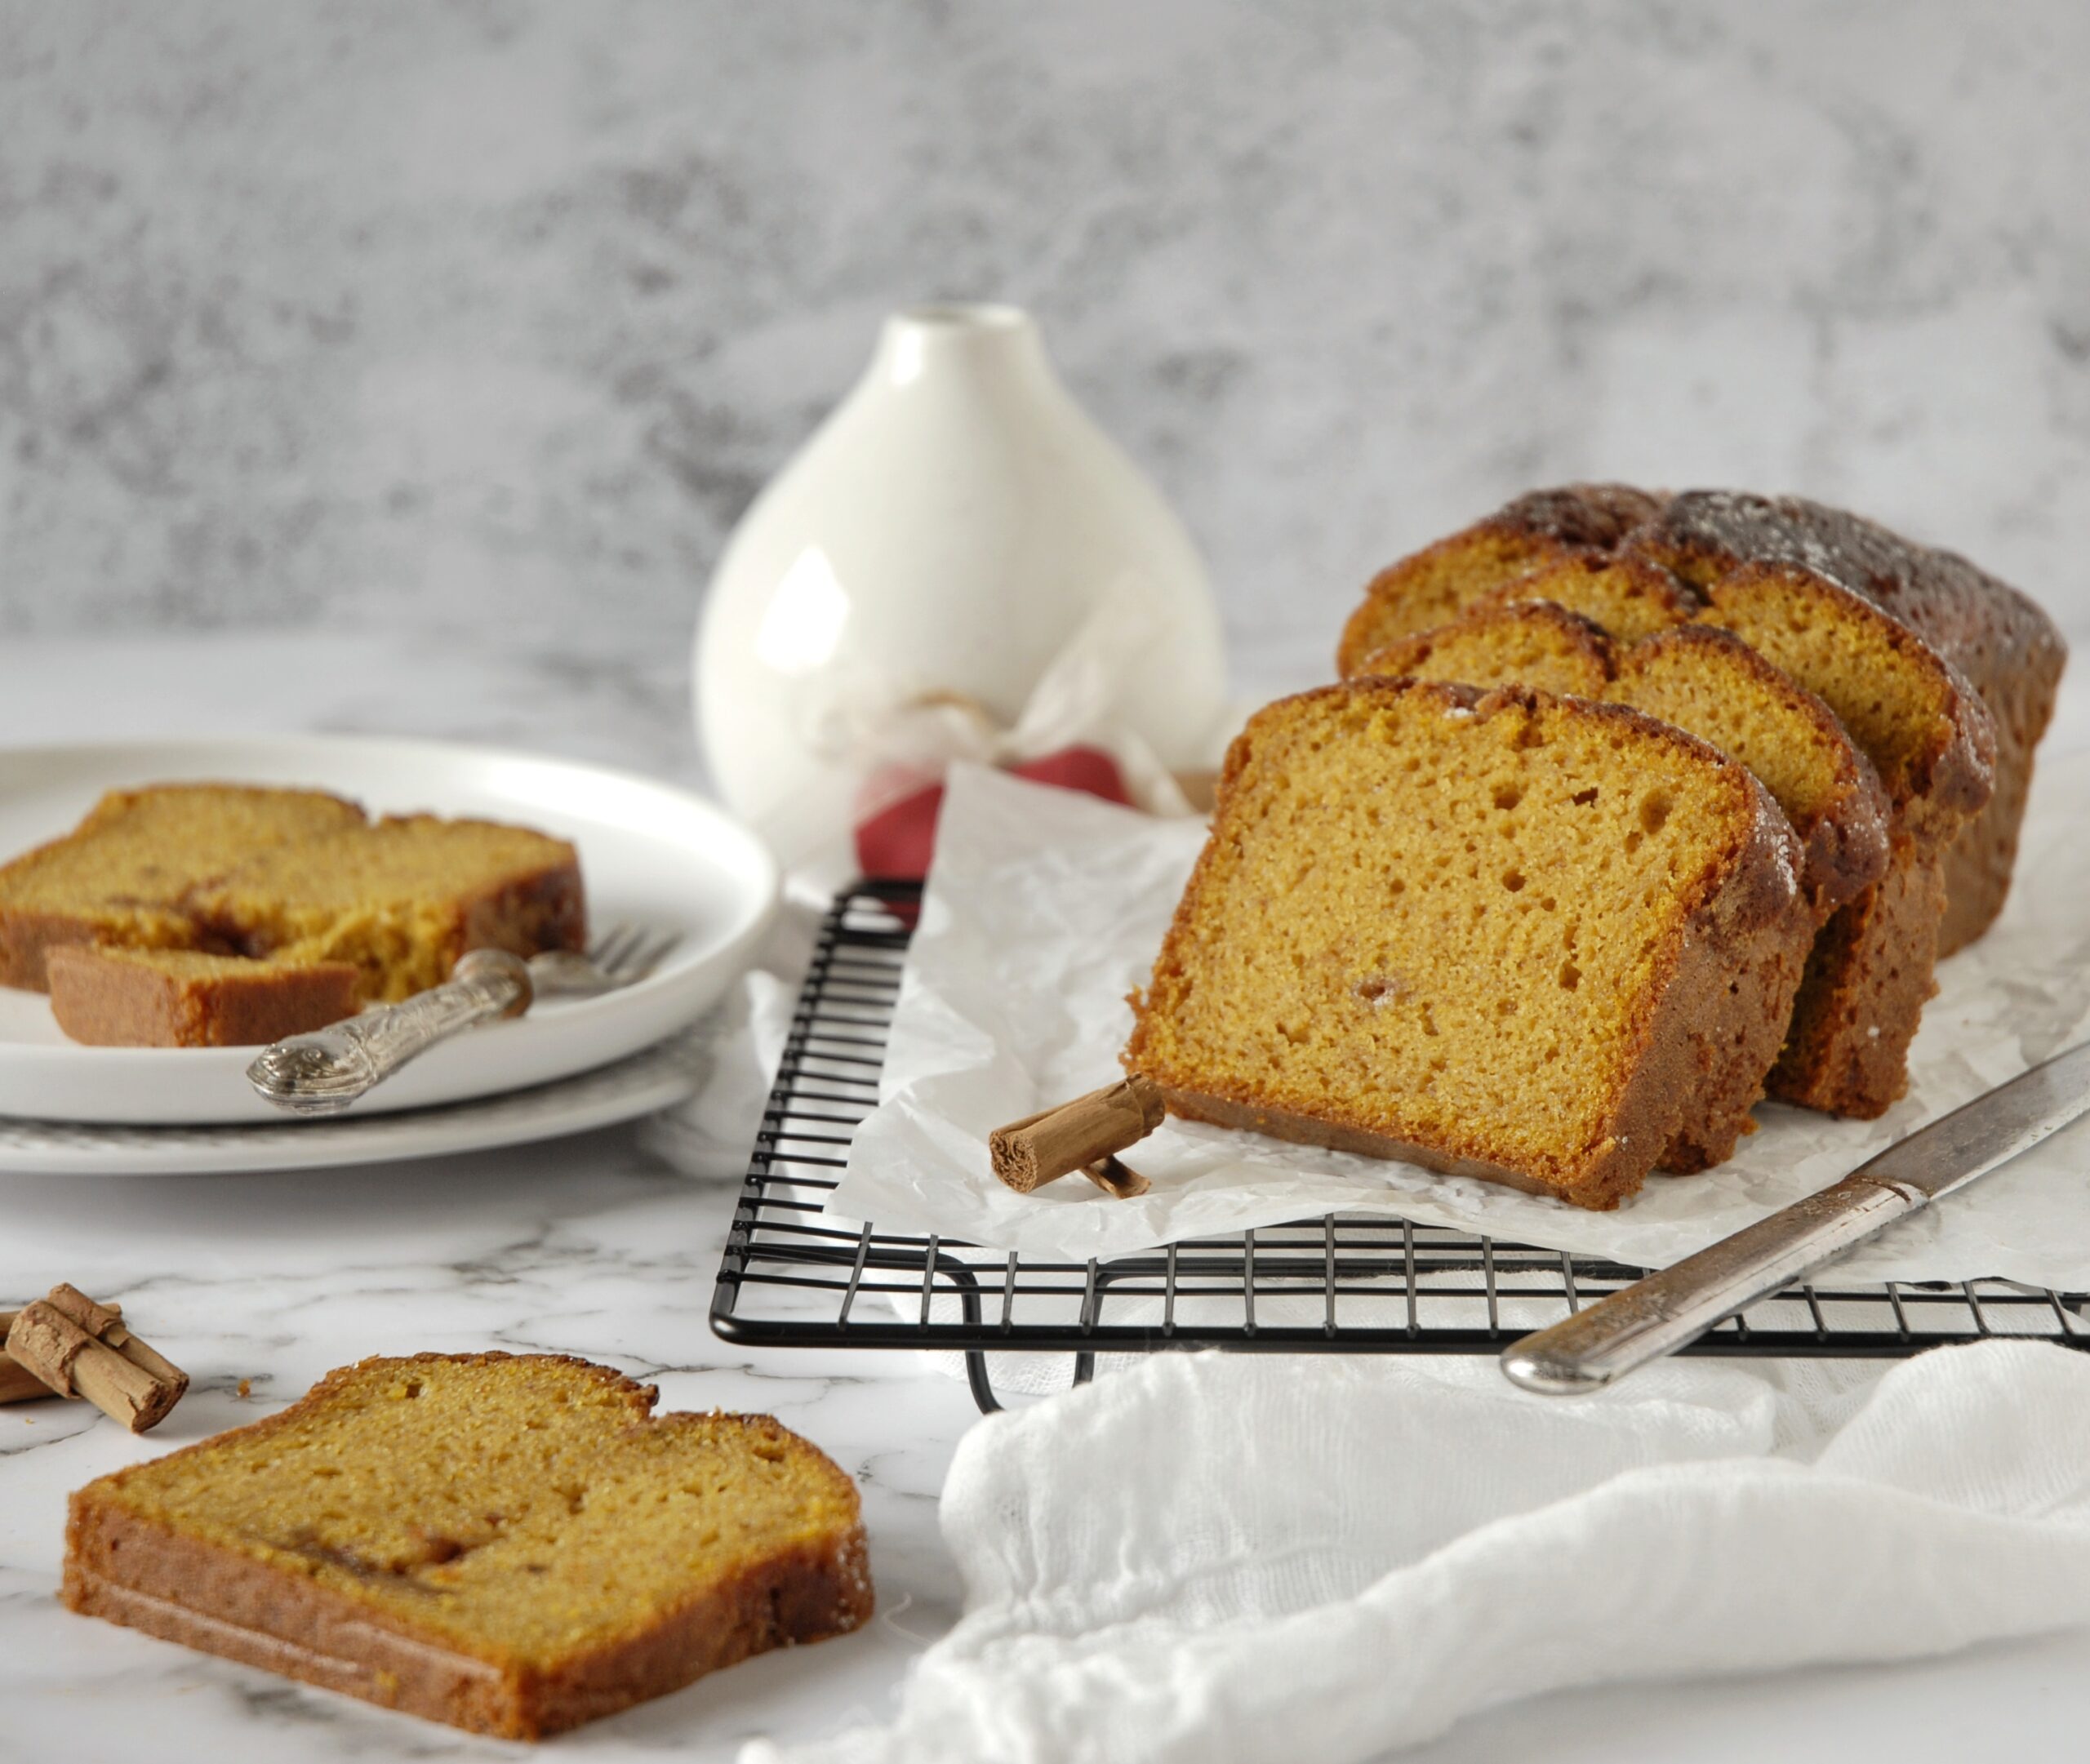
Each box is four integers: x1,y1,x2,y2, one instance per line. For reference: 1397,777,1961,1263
867,304,1054,393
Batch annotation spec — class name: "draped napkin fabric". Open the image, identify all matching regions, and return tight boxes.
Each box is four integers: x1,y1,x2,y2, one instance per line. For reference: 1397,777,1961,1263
743,1341,2090,1764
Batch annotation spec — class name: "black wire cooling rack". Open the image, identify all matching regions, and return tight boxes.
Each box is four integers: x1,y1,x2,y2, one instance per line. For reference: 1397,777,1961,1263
709,882,2090,1411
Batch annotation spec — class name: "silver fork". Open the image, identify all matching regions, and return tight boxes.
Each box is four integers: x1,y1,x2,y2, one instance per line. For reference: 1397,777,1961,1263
246,924,681,1117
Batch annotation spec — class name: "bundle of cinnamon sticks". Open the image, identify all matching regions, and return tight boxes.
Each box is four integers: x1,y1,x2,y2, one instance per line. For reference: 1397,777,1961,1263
2,1285,188,1432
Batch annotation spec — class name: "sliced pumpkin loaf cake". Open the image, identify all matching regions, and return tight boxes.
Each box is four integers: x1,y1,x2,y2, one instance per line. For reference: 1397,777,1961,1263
1353,603,1891,928
1624,490,2065,953
1341,485,2058,1116
1124,680,1813,1208
1679,560,1994,1114
0,787,587,1044
192,815,585,1004
64,1353,872,1740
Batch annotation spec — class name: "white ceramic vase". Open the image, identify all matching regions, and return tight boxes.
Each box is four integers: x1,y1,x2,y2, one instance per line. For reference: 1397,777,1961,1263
694,304,1229,853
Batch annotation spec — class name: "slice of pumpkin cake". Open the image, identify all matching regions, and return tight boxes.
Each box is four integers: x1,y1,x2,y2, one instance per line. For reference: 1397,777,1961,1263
1357,598,1616,698
1125,680,1812,1209
0,784,366,990
46,946,362,1048
1335,484,1685,673
192,815,585,1003
1350,602,1891,930
1624,489,2064,953
64,1353,872,1740
1683,560,1994,1115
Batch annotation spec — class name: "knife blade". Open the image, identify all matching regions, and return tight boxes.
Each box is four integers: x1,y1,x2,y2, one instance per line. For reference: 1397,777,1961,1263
1500,1038,2090,1396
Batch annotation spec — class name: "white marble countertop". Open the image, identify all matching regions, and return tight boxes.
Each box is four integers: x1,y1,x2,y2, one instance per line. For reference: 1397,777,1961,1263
4,632,2090,1763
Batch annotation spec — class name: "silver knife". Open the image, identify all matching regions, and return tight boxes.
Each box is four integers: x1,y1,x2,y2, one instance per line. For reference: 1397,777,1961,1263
1501,1038,2090,1395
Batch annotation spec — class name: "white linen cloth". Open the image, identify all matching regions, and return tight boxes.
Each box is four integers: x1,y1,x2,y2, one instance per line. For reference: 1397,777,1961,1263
745,1341,2090,1764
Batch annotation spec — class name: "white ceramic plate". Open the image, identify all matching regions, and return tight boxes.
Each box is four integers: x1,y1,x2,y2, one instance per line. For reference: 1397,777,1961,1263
0,1032,700,1175
0,737,776,1125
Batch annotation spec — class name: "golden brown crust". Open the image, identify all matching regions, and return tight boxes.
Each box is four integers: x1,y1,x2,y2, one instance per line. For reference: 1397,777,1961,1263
1616,624,1892,922
1336,486,1674,676
1487,483,1674,549
1472,552,1699,645
62,1353,871,1741
0,905,137,993
45,947,362,1048
1126,679,1812,1208
1630,490,2061,951
1354,599,1618,697
449,847,588,966
1768,834,1947,1117
1644,781,1816,1170
1698,561,1995,829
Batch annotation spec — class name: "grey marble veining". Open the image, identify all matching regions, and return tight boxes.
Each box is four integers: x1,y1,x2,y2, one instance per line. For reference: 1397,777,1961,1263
3,0,2088,697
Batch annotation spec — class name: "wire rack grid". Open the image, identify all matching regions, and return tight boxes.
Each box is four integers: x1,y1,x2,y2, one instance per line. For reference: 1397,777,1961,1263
709,884,2090,1411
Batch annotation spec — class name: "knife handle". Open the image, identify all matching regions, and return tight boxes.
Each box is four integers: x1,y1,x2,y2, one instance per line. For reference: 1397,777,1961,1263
1500,1172,1926,1395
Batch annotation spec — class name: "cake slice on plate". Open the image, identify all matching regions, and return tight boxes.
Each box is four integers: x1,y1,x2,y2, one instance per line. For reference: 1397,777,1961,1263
46,947,362,1048
191,814,585,1003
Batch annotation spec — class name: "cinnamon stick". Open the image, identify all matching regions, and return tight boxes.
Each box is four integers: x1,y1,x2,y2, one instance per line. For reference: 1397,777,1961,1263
6,1290,185,1432
989,1075,1166,1193
0,1348,48,1405
1082,1154,1151,1200
0,1300,119,1406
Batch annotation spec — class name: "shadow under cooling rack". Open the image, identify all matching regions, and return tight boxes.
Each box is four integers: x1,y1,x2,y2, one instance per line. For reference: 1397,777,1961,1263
709,884,2090,1411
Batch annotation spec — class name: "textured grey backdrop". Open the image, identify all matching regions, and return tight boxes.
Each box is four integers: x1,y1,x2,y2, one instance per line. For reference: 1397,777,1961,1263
3,0,2087,689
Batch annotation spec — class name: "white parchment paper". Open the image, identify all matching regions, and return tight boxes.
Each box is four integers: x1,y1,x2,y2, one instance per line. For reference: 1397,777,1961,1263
833,758,2090,1285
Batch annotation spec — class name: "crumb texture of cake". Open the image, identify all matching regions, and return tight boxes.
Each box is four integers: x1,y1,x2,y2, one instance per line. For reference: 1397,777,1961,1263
1125,681,1812,1210
46,947,362,1048
1355,598,1616,698
0,785,363,990
1348,602,1891,930
1608,626,1892,922
63,1353,872,1741
193,815,585,1002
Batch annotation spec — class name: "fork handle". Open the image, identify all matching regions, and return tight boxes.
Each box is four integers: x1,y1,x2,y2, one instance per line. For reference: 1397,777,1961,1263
246,950,533,1116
